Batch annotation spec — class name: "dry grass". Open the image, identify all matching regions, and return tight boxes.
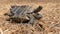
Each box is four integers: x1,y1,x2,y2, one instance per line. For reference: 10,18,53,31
0,0,60,34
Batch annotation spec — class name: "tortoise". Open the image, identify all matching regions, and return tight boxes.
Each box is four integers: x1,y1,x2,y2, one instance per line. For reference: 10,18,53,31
4,5,42,24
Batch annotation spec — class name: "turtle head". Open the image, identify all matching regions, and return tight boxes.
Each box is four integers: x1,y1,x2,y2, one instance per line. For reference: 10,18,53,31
34,6,43,13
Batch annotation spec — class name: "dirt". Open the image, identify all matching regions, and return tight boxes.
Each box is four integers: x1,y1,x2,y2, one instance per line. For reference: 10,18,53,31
0,0,60,34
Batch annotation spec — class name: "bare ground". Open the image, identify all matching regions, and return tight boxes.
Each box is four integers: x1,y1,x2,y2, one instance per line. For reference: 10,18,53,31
0,0,60,34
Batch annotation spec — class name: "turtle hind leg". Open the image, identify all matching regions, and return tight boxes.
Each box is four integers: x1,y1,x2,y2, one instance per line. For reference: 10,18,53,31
6,18,13,23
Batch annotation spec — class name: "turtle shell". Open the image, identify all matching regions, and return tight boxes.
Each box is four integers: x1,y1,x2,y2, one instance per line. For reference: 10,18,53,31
10,5,35,14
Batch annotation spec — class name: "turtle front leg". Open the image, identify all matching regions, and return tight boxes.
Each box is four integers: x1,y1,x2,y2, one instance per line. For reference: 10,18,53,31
28,15,35,25
33,13,42,20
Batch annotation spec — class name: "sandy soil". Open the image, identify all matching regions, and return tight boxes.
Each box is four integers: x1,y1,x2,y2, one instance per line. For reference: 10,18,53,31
0,0,60,34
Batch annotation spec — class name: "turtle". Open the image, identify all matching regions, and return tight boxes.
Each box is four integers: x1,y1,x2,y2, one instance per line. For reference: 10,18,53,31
4,5,42,24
